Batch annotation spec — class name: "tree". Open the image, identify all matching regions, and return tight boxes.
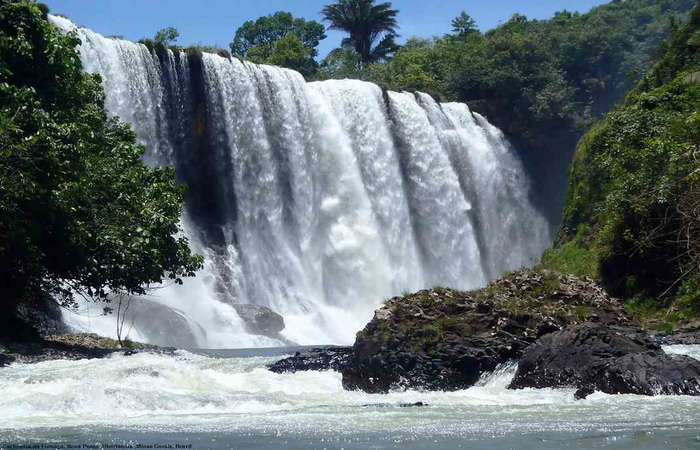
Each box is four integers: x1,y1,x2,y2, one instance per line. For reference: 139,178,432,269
321,0,400,66
317,45,364,80
154,27,179,46
0,1,203,319
230,11,326,60
451,12,478,37
264,33,317,77
362,37,445,97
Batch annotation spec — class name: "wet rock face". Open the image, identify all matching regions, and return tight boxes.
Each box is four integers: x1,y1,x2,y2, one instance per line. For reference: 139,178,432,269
268,347,352,374
124,299,201,349
0,353,15,367
342,270,630,393
508,322,700,398
231,304,285,337
13,294,69,338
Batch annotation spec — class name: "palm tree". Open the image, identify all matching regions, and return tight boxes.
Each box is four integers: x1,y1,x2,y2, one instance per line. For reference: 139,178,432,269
321,0,400,66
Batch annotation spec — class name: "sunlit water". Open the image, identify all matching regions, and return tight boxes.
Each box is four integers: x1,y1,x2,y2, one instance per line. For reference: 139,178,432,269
49,15,550,348
1,346,699,449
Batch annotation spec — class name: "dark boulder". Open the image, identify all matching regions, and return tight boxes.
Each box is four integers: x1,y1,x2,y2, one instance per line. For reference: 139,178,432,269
359,402,427,408
342,270,630,393
232,304,285,337
268,346,352,374
11,293,69,338
508,322,700,398
0,353,15,367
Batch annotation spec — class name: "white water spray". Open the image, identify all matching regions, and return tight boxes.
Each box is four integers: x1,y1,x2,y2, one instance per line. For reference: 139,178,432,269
50,16,550,347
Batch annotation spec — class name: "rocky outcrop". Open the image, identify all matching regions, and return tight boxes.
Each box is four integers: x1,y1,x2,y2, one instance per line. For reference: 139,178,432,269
10,294,69,338
342,270,630,393
113,299,286,347
651,321,700,345
0,333,174,366
508,322,700,399
268,347,352,374
232,304,285,337
124,299,201,348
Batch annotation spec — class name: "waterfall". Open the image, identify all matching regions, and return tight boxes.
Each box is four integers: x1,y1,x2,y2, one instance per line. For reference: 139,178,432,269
49,16,550,347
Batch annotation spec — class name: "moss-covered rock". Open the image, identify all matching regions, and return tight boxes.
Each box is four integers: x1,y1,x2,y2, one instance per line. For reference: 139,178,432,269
0,333,171,367
342,269,630,393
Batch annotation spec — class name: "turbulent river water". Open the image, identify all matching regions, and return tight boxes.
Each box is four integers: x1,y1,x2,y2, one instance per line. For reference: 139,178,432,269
1,346,699,449
6,16,694,450
48,15,549,348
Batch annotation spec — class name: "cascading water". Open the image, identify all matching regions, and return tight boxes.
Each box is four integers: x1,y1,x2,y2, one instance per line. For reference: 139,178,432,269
49,16,550,347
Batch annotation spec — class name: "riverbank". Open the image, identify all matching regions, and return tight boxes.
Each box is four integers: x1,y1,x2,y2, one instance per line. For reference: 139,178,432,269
0,333,173,367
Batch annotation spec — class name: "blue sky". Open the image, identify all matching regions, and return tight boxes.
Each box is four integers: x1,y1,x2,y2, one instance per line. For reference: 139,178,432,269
46,0,609,58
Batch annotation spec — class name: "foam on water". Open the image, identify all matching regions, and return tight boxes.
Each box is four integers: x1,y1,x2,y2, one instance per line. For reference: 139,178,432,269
1,346,699,437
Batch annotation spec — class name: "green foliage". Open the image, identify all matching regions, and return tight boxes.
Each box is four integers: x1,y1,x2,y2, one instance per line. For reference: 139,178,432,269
321,0,400,66
451,12,478,37
624,279,700,326
252,33,316,77
676,275,700,310
317,46,365,80
154,27,179,47
231,11,326,58
0,1,203,311
138,27,179,53
625,295,662,317
34,2,48,19
181,43,230,59
363,38,445,97
230,11,325,77
574,305,592,320
324,0,695,222
540,224,599,279
554,4,700,304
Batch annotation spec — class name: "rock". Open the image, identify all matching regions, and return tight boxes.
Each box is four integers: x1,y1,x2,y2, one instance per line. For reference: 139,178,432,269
508,322,700,398
0,353,15,367
653,322,700,345
683,71,700,85
0,330,176,368
11,293,69,338
342,270,630,393
268,347,352,374
359,402,427,408
669,331,700,345
123,299,200,348
232,304,285,337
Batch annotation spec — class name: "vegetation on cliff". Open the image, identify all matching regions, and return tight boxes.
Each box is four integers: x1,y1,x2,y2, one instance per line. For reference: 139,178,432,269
319,0,696,222
0,1,203,325
543,1,700,327
69,0,696,226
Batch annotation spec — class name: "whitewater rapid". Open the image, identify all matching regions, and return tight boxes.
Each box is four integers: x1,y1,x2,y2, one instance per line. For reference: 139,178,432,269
49,16,550,348
1,346,699,449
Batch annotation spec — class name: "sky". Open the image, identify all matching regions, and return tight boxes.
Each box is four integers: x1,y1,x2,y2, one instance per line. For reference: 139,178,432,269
45,0,610,58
